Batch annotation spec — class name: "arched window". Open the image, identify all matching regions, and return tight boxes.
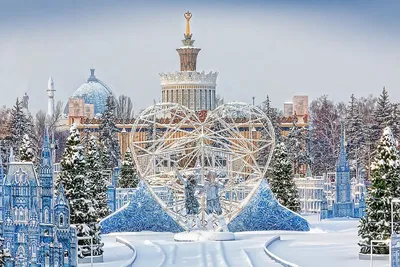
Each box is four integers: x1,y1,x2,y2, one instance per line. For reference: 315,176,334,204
18,233,24,243
17,245,25,256
19,207,24,221
44,209,49,223
31,243,37,257
14,209,18,220
59,214,64,226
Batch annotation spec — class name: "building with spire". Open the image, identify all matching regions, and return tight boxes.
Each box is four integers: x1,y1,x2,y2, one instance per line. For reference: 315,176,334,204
0,130,77,266
320,127,366,219
160,11,218,111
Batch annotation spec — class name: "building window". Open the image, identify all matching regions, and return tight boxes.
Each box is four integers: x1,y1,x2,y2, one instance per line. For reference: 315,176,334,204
19,208,24,221
18,233,24,243
59,214,64,226
44,209,49,223
31,243,36,257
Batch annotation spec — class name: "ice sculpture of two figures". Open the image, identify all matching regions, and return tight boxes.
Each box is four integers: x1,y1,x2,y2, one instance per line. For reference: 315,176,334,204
176,170,228,232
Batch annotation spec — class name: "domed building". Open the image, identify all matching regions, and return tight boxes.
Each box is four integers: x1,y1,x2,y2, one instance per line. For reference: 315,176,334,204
65,69,114,115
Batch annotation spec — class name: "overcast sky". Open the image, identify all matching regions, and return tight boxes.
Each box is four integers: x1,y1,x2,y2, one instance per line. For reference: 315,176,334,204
0,0,399,115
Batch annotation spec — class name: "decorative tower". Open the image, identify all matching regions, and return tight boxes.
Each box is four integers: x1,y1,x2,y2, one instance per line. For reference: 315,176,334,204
160,11,218,111
40,128,54,244
333,125,354,217
47,77,55,118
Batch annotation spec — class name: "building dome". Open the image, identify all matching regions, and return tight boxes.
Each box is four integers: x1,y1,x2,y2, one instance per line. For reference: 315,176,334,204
66,69,114,115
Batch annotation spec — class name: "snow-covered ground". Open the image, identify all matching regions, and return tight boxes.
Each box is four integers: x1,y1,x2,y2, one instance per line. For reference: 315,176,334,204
93,214,389,267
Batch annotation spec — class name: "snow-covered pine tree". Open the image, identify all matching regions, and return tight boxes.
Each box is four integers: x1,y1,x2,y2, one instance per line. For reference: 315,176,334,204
84,134,108,256
57,123,94,224
86,135,110,218
10,98,29,160
345,94,366,174
358,127,400,254
260,95,282,142
285,121,310,175
370,87,392,148
99,96,121,170
390,103,400,140
119,149,139,188
268,142,300,212
19,134,35,162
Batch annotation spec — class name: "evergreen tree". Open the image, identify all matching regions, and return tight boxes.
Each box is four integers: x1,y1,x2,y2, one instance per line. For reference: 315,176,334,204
19,134,35,162
358,127,400,254
260,95,282,141
390,103,400,140
345,94,366,175
285,121,310,175
57,123,94,225
86,135,110,218
119,149,139,188
268,142,300,212
99,96,121,170
84,135,108,256
370,87,391,148
9,98,29,160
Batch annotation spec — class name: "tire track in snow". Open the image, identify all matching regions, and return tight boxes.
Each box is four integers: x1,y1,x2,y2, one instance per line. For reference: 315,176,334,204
145,240,166,267
241,249,255,267
215,242,229,267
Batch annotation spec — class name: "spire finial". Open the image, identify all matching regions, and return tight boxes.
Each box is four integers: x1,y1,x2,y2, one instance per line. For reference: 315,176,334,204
184,11,192,36
182,11,195,46
48,77,54,91
88,69,98,82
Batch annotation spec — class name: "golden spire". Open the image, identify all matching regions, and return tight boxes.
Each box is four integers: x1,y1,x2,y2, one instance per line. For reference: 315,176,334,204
184,11,192,36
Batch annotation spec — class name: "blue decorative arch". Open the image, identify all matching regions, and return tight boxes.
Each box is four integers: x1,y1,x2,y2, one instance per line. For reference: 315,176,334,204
228,179,309,232
101,181,184,234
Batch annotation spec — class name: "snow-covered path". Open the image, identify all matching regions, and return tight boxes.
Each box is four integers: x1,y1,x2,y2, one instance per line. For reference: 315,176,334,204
268,215,389,267
98,215,387,267
104,232,280,267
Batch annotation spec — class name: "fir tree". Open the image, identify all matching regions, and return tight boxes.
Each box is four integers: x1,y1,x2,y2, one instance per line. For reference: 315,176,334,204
10,98,30,160
119,149,139,188
345,94,366,174
285,121,310,175
99,96,121,170
261,95,282,141
57,123,94,225
84,135,108,256
19,134,35,162
370,87,392,148
86,135,110,218
358,127,400,254
268,142,300,212
390,103,400,140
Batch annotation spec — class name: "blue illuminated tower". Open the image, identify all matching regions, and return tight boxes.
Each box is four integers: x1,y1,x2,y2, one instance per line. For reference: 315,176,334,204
40,128,54,244
333,126,354,217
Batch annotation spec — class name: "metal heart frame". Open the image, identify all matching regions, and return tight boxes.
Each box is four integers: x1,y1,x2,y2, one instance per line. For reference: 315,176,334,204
131,102,275,230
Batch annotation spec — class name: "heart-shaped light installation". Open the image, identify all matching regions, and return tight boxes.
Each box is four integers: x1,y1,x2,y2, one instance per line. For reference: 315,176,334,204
131,102,275,230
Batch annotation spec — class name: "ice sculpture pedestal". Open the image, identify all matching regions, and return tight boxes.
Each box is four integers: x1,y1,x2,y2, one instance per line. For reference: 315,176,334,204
174,231,235,242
